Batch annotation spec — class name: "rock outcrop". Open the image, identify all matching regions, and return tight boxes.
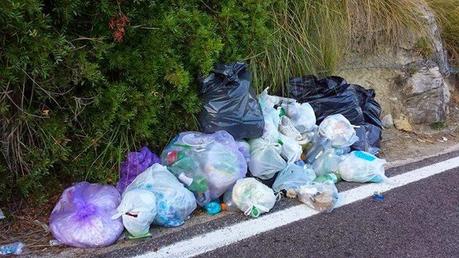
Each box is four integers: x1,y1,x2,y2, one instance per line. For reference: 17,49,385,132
338,4,451,128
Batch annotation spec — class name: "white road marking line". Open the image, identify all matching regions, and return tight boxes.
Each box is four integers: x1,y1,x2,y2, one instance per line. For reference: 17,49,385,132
136,156,459,258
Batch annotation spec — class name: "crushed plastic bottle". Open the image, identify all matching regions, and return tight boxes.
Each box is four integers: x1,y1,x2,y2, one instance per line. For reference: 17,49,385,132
204,201,222,215
0,242,24,256
372,192,384,201
0,209,4,220
49,239,63,247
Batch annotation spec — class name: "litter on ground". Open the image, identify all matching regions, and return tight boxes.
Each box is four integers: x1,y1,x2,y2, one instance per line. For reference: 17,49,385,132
44,62,387,250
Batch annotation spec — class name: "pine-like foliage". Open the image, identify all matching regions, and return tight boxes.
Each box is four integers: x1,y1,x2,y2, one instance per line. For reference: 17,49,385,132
0,0,273,203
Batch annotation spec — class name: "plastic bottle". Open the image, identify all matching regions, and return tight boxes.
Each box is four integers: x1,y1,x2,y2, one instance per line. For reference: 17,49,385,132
304,137,330,164
0,242,24,255
177,173,208,193
204,201,222,215
372,192,384,201
222,189,239,212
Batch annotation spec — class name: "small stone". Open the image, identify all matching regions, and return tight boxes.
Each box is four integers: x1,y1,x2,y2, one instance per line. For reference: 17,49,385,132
394,116,414,132
382,114,394,128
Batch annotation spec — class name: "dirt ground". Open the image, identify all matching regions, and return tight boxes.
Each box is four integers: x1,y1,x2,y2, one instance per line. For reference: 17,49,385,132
3,111,459,255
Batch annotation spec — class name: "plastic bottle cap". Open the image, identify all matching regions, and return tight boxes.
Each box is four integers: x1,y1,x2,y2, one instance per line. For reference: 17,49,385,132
250,207,261,218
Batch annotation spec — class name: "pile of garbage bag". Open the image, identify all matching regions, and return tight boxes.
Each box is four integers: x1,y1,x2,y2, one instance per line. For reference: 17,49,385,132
48,62,388,249
288,75,382,154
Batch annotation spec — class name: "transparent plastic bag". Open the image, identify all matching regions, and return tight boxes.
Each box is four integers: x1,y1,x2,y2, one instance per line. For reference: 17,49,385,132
319,114,358,148
248,138,287,180
49,182,124,248
297,182,338,212
161,131,247,206
114,189,157,238
258,89,283,141
311,147,346,176
232,178,276,217
237,140,251,164
279,134,302,163
338,151,387,183
278,116,302,141
272,163,316,193
281,101,316,133
124,164,197,227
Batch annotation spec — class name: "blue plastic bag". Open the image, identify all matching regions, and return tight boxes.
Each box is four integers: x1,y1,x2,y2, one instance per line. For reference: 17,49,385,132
272,164,316,192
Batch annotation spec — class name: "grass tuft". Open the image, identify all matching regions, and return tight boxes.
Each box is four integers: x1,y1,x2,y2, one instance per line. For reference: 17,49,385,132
250,0,431,93
427,0,459,66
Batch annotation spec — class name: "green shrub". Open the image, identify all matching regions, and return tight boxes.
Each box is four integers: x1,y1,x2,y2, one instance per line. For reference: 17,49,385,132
0,0,273,204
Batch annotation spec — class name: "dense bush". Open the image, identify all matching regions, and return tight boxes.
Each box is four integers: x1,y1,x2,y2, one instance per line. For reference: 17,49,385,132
0,0,273,204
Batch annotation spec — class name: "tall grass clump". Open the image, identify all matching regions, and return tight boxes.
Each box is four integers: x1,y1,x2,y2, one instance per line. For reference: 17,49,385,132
427,0,459,66
250,0,430,93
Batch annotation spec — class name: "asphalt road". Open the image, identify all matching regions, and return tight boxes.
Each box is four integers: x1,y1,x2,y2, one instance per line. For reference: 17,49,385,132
199,169,459,258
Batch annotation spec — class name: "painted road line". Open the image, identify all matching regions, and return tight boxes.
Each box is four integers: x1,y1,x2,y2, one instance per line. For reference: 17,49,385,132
136,156,459,258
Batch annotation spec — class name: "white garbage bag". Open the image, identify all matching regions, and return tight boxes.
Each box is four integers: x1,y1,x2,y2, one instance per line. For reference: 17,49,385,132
338,151,387,183
278,116,303,141
248,138,287,180
281,101,316,133
272,163,316,192
319,114,358,148
114,189,157,238
311,148,345,176
124,164,197,227
232,178,276,217
279,134,302,163
297,182,338,212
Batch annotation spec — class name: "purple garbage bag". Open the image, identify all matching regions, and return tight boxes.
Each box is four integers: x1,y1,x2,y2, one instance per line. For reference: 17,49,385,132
116,147,160,193
49,182,124,248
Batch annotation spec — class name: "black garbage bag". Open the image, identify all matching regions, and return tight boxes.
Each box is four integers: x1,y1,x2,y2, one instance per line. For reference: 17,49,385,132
287,75,383,153
288,75,348,102
351,124,382,155
348,85,382,128
199,62,264,140
308,89,365,125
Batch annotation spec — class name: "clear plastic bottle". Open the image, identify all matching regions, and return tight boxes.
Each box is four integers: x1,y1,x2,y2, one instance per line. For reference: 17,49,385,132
0,242,25,255
222,188,239,212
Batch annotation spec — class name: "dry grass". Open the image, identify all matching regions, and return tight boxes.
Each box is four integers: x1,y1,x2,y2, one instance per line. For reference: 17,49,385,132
250,0,431,93
427,0,459,66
